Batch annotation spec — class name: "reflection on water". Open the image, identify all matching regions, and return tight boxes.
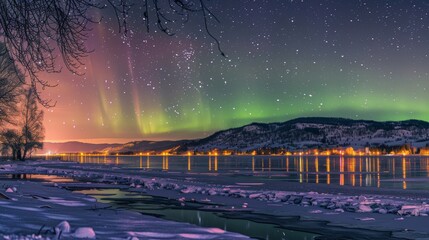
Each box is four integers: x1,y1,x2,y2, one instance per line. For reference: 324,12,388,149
62,155,429,190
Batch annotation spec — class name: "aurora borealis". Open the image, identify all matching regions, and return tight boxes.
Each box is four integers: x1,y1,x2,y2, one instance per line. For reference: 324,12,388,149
43,0,429,143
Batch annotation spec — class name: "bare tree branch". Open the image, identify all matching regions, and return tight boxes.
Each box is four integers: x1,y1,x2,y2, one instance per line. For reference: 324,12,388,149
0,0,225,106
0,43,24,124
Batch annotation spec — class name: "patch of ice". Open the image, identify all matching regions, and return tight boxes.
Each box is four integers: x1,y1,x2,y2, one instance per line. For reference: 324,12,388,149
358,205,372,213
358,196,367,202
73,227,96,239
249,193,262,199
181,188,194,194
2,205,43,212
127,232,176,238
356,217,375,221
235,183,264,186
401,205,418,210
204,228,226,234
378,209,387,214
42,197,86,207
44,213,80,221
56,221,71,233
0,213,18,219
179,233,216,239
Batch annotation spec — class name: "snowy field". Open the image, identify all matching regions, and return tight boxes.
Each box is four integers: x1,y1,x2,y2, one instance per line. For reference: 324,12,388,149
1,159,429,239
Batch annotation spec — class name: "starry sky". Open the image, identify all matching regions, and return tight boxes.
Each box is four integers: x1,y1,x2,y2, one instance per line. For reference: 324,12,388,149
43,0,429,143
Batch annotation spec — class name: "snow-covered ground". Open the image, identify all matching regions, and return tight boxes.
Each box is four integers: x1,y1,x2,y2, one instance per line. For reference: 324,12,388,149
0,180,248,240
0,161,249,240
2,159,429,239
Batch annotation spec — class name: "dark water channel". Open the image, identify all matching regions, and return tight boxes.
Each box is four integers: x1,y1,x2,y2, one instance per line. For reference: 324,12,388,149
75,188,401,240
75,188,318,240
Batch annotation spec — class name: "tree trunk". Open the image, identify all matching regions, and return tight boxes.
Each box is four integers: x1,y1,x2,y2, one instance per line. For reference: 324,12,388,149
16,149,22,160
22,149,27,161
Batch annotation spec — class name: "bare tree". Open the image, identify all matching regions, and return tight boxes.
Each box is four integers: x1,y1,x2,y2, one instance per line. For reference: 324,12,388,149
0,0,224,105
20,88,44,160
0,43,24,124
0,129,21,160
0,88,44,160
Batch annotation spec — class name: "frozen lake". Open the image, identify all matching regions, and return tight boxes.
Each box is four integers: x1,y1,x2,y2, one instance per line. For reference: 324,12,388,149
62,155,429,190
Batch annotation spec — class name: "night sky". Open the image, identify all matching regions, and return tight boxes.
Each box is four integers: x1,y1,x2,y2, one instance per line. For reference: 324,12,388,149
43,0,429,143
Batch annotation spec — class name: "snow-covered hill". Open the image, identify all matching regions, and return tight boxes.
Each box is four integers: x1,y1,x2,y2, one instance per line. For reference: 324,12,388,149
185,117,429,152
103,140,190,153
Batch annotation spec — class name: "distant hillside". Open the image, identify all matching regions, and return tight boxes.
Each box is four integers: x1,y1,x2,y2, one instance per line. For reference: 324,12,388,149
42,141,121,153
103,140,191,154
183,117,429,152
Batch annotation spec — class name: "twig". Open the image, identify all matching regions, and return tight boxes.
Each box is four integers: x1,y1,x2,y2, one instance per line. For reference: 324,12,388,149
36,224,45,235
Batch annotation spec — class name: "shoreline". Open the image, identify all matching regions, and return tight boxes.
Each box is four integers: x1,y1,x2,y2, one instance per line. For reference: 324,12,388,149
2,159,429,239
41,153,429,158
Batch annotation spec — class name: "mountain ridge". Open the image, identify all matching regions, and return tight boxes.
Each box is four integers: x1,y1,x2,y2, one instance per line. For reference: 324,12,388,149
42,117,429,154
183,117,429,153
